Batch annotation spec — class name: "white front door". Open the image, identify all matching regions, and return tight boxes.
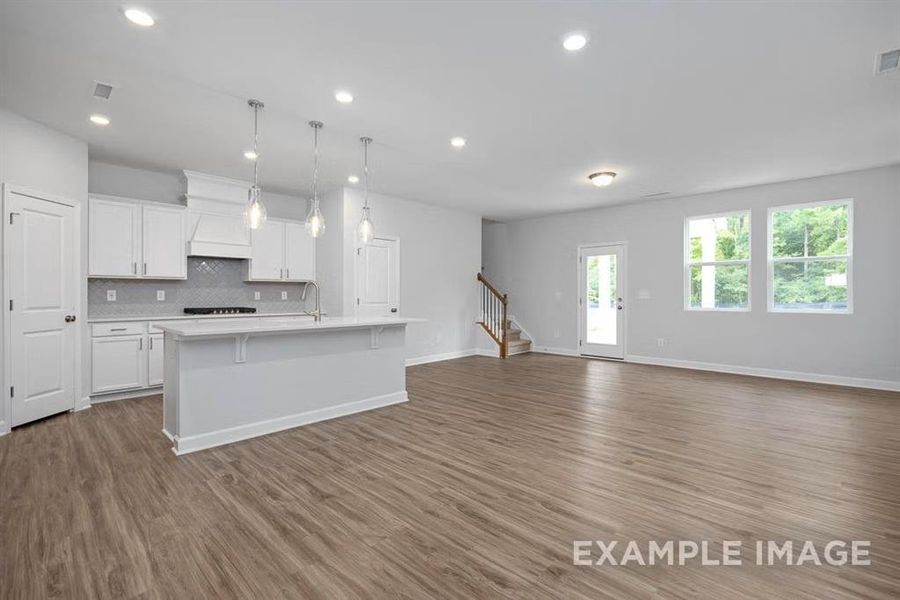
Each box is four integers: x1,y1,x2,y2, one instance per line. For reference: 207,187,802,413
356,236,399,318
6,190,77,426
579,244,625,359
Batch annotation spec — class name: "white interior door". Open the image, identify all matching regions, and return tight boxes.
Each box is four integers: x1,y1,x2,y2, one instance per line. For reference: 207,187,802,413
356,236,399,318
579,244,625,359
6,190,77,426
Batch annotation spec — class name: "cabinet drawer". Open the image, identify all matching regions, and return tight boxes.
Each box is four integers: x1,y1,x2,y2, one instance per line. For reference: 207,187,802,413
92,322,147,337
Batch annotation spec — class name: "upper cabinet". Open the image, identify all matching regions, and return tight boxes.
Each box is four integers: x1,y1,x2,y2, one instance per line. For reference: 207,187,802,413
245,219,315,282
89,196,187,279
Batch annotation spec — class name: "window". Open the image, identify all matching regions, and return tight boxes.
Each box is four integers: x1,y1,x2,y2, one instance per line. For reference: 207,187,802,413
768,199,852,313
685,211,751,310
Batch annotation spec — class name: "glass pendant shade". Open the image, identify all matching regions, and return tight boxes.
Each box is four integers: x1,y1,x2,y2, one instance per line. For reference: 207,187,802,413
244,185,267,230
306,202,325,237
358,206,374,244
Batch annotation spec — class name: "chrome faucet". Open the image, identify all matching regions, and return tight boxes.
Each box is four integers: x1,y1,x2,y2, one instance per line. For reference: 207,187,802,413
301,281,323,322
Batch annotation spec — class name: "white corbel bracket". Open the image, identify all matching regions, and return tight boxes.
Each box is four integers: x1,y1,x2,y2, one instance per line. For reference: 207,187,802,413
370,326,385,349
235,334,249,363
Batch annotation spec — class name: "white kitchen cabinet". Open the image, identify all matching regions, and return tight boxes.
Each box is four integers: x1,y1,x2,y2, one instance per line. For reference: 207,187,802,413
247,220,285,280
88,196,186,280
142,204,187,278
89,197,141,277
91,335,146,394
148,333,164,386
284,222,316,281
245,219,315,282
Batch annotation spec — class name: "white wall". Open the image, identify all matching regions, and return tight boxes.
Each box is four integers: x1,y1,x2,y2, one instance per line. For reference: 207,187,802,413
334,187,482,363
0,108,89,432
484,165,900,386
88,160,311,221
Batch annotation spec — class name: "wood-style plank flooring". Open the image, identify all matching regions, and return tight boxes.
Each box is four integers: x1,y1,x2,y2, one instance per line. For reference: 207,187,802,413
2,354,899,599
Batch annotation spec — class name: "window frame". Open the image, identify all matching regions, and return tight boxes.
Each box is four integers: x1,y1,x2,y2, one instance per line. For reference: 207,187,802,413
683,209,752,312
766,198,854,315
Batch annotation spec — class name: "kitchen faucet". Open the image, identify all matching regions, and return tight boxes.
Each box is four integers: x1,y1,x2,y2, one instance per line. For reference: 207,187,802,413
301,281,323,322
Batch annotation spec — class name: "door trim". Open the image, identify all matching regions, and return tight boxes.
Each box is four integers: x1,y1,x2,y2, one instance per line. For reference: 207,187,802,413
2,183,84,435
577,242,627,360
354,235,400,319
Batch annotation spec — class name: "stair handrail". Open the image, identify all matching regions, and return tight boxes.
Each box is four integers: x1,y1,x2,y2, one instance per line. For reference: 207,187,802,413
476,272,509,358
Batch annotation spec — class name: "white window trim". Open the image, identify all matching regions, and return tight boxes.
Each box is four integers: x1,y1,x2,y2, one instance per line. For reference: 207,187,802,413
766,198,853,315
683,210,752,312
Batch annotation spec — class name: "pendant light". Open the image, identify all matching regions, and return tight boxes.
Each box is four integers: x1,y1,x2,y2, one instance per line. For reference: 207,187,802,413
357,136,375,244
243,99,268,230
305,121,325,237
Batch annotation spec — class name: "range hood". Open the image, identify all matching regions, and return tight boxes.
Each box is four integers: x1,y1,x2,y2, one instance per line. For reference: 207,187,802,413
183,170,253,259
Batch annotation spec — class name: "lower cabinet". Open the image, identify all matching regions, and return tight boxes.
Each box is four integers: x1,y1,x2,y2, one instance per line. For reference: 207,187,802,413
148,333,164,386
91,335,146,394
91,322,174,395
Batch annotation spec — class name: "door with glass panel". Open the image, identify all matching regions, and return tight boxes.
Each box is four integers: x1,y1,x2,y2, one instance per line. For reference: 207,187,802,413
578,244,625,359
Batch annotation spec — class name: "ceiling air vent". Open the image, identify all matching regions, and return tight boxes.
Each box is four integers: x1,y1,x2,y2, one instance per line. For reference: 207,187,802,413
93,81,114,99
876,49,900,74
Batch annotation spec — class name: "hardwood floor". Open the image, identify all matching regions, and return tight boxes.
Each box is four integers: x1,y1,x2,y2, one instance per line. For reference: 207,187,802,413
2,354,899,599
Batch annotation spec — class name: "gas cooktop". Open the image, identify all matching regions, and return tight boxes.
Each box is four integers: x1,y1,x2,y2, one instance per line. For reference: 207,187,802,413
183,307,257,315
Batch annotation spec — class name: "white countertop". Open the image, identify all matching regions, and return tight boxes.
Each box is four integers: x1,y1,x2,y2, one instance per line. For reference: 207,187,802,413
155,315,424,339
87,312,311,324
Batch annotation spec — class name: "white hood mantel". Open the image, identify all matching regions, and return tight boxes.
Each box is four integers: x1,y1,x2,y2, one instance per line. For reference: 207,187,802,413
182,170,253,259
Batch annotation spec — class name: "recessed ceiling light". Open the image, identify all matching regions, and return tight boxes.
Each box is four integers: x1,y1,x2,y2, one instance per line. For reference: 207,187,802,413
563,33,588,52
450,137,466,148
334,90,354,104
89,114,110,126
588,171,616,187
243,150,258,160
124,8,155,27
347,175,359,184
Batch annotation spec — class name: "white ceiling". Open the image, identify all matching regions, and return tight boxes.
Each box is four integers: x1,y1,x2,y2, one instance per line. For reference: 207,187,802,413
1,0,898,220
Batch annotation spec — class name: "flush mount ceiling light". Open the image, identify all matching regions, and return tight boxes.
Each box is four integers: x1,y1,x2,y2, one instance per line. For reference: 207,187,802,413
243,99,268,230
334,90,354,104
89,114,110,126
124,8,155,27
347,175,359,184
450,136,466,148
562,32,588,51
588,171,616,187
243,150,258,160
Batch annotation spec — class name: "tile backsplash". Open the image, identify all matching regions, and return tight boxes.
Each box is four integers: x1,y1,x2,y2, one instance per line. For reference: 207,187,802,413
88,257,312,317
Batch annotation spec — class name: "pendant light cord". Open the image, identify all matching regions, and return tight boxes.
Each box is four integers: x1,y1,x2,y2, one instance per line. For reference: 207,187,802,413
252,103,259,188
363,137,370,209
312,125,319,207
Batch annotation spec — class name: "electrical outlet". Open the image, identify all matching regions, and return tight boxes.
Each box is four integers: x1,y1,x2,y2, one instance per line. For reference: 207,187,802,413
156,290,166,301
106,290,116,302
254,291,261,300
281,291,288,300
657,338,667,348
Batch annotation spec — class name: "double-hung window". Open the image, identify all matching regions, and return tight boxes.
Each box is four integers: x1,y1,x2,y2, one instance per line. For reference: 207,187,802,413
768,199,852,313
685,211,751,310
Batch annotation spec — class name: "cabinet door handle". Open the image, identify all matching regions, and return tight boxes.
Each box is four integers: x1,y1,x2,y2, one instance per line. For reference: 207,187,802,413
110,327,127,331
149,337,153,350
286,269,290,279
280,268,283,279
133,262,137,275
143,262,147,275
139,338,143,350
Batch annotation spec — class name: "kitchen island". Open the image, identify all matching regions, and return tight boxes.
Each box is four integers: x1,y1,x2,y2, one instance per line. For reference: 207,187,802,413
156,316,421,455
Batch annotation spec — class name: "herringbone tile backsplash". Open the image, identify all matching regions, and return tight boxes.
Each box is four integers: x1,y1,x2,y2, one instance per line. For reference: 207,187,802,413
88,257,311,317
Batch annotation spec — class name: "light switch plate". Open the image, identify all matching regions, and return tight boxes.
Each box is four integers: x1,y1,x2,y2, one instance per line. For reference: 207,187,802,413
281,291,288,300
254,291,261,300
157,290,166,301
106,290,116,302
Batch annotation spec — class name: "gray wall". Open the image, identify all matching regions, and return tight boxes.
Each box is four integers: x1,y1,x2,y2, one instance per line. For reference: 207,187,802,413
336,187,482,362
0,108,90,420
483,165,900,384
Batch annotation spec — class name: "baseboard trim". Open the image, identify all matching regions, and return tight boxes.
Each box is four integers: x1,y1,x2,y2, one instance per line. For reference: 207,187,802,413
161,428,174,442
406,349,477,367
531,346,580,357
625,354,900,392
172,391,409,455
91,386,163,403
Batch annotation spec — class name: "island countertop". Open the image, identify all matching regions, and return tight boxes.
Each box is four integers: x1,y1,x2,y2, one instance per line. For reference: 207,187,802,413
155,315,424,339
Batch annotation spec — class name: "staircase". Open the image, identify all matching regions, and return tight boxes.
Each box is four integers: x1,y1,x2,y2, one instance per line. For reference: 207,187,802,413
477,272,531,358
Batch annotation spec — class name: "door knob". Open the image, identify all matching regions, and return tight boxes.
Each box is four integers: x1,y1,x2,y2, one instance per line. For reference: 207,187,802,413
390,308,398,313
64,315,77,322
